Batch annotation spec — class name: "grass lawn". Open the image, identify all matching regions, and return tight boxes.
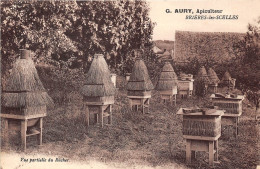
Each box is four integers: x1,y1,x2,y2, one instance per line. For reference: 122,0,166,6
1,75,259,169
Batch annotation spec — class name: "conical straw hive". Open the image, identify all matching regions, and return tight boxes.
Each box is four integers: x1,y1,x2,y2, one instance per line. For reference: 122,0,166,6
2,49,53,115
126,58,154,96
196,66,210,84
222,71,232,82
156,62,178,91
208,68,220,84
221,71,235,86
126,58,154,92
81,54,116,98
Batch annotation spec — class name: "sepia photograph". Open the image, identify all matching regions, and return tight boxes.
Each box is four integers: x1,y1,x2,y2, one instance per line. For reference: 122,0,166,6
1,0,259,168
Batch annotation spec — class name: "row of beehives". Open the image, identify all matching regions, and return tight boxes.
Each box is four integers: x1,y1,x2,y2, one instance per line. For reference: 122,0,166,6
1,50,244,154
122,60,236,100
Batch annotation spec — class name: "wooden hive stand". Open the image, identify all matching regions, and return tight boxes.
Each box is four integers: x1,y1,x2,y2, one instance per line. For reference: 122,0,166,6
208,83,218,93
84,97,113,128
177,108,224,166
210,94,244,137
178,79,194,99
128,95,150,114
1,113,45,151
159,89,177,106
127,90,151,114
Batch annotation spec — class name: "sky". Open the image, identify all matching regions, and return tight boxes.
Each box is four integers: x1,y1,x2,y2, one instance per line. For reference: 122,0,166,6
148,0,260,40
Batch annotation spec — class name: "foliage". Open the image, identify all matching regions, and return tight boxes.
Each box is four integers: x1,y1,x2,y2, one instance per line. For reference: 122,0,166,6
174,31,244,64
230,17,260,112
1,0,154,74
194,80,207,97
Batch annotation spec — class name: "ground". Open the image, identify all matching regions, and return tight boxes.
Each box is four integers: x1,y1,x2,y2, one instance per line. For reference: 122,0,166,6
1,74,259,169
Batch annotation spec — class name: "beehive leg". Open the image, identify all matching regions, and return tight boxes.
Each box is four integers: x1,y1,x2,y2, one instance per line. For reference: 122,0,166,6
3,119,9,147
191,151,196,160
142,99,145,114
99,106,104,128
235,117,239,137
86,105,90,126
108,105,112,125
129,98,133,111
186,139,191,164
170,95,172,106
214,140,219,162
94,107,98,124
209,141,214,166
147,98,150,113
21,120,27,151
38,118,43,145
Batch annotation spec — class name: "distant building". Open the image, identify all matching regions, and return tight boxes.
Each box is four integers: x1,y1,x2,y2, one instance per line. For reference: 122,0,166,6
174,30,244,64
158,49,172,61
153,46,163,54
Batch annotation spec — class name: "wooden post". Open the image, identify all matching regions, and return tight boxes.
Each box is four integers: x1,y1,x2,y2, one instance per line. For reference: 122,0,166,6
214,140,219,162
86,105,90,126
3,119,9,147
129,99,133,111
99,106,104,128
191,151,196,160
235,117,239,137
21,120,27,151
209,141,214,166
38,118,43,145
108,105,112,125
147,98,150,113
142,99,145,114
186,139,191,164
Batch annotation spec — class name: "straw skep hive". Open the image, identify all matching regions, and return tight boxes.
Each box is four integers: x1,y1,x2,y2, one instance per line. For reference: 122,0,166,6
156,62,178,92
81,54,116,104
196,66,210,84
208,68,220,85
126,58,154,96
222,71,231,81
221,71,236,88
1,50,53,116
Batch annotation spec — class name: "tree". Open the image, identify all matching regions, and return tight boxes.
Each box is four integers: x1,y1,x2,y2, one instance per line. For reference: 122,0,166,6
1,1,154,74
1,1,78,72
232,17,260,118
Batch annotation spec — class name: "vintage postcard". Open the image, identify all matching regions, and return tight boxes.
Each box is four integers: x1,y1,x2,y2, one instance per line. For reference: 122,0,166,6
1,0,259,169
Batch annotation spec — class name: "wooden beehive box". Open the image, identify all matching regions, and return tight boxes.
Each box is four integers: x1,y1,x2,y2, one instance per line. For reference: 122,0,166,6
127,90,151,98
110,73,117,87
83,96,114,105
210,94,244,116
178,80,194,91
2,106,47,116
159,88,177,96
177,108,224,139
